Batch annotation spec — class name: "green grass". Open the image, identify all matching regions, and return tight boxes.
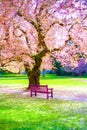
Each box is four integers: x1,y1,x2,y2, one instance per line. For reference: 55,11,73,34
41,74,87,88
0,93,87,130
0,74,87,88
0,73,28,87
0,74,87,130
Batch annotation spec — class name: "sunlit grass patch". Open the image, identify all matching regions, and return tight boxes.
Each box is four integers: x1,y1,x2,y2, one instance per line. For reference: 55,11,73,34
0,74,87,129
0,93,87,130
0,74,87,88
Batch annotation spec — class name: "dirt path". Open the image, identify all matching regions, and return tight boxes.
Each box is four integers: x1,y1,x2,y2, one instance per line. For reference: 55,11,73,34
0,86,87,102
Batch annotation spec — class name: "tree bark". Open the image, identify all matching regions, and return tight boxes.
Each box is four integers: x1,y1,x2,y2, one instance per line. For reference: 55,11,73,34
24,63,41,89
24,52,46,89
28,57,42,89
28,67,40,87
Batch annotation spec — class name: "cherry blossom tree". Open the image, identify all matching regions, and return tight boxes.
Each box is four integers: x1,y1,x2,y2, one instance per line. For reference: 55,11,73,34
0,0,87,89
52,43,87,69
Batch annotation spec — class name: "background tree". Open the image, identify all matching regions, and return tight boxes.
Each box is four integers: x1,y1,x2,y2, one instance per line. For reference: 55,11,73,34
0,0,87,89
74,57,87,76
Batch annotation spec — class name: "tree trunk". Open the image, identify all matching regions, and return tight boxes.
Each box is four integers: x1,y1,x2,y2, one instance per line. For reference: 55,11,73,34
28,68,40,88
24,56,43,89
25,66,40,90
24,48,49,89
24,20,49,89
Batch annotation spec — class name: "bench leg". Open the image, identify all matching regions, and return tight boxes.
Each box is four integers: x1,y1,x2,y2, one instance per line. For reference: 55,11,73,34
30,91,32,97
51,91,53,98
35,92,37,96
47,93,49,99
30,91,37,97
47,92,53,99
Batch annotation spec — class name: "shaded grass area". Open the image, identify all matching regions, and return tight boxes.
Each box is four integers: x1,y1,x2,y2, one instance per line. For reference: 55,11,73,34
0,93,87,130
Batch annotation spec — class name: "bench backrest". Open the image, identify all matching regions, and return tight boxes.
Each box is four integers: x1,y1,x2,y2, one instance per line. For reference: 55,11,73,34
30,84,48,92
37,85,48,92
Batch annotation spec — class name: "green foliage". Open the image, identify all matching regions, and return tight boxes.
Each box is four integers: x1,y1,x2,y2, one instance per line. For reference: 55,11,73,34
54,60,63,75
53,61,72,76
0,68,13,74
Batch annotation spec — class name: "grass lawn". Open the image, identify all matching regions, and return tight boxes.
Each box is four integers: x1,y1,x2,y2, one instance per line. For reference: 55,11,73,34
0,74,87,130
0,73,87,88
0,93,87,130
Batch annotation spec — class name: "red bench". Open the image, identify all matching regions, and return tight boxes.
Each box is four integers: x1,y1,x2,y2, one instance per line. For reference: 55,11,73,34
30,84,53,99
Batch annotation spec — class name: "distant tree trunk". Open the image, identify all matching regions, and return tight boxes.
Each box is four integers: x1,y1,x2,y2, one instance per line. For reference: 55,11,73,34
79,71,82,76
42,68,46,77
